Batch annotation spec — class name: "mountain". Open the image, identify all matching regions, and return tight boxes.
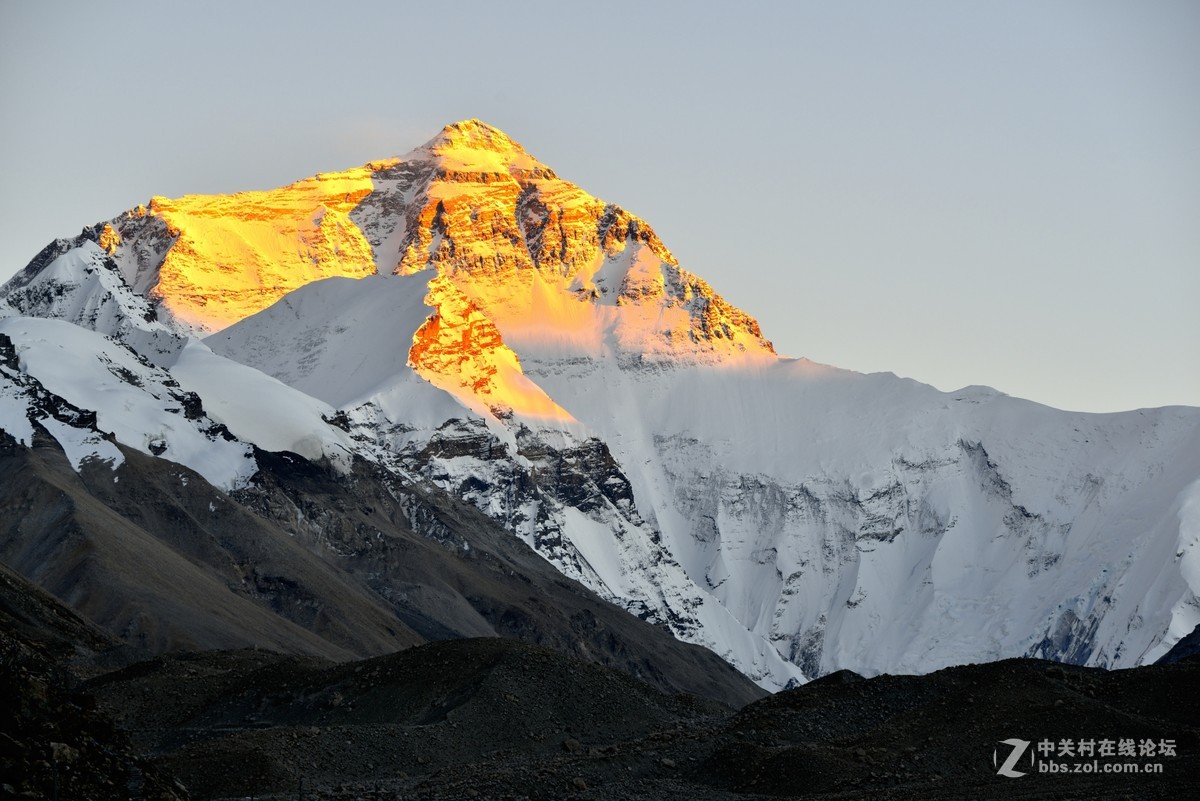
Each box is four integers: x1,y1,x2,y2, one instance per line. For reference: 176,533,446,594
2,119,1198,692
6,559,1195,801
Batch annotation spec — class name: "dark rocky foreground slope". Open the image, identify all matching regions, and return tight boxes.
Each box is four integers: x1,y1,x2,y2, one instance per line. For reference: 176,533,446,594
4,581,1197,801
0,561,187,800
84,642,1200,801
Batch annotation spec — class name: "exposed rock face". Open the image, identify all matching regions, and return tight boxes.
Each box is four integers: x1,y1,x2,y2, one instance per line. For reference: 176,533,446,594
375,120,774,363
408,273,573,422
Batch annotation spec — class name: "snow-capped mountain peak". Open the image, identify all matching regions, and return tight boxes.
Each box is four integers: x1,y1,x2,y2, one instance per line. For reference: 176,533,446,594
3,120,1198,692
406,118,552,178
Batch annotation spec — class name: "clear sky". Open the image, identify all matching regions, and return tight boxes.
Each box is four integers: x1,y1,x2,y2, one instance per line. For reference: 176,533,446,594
1,0,1197,412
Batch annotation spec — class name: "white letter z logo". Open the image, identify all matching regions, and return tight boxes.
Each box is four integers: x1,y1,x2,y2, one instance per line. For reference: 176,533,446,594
994,738,1031,778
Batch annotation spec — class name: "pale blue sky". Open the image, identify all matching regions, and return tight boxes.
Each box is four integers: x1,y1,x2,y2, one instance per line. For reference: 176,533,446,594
2,0,1197,412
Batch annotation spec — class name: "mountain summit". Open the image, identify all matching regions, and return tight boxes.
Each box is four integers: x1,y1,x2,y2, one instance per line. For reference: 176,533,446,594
2,121,1199,691
23,119,771,360
417,118,547,170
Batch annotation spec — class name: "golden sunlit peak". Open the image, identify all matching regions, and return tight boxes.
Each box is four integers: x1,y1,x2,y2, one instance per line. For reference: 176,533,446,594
97,223,121,255
424,119,527,155
409,119,553,179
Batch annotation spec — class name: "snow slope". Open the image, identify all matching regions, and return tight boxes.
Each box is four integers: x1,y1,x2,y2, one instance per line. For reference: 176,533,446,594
515,349,1200,676
171,339,362,473
0,317,253,488
0,241,187,365
0,315,383,491
211,268,1200,687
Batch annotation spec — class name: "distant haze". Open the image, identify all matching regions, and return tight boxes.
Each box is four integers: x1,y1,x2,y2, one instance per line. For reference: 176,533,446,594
2,0,1196,412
